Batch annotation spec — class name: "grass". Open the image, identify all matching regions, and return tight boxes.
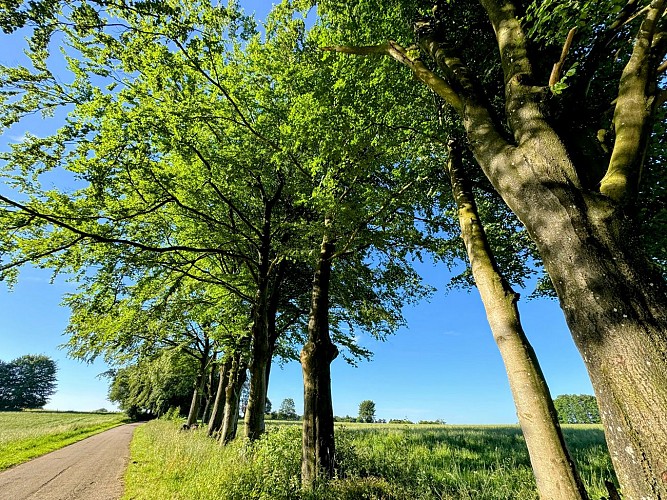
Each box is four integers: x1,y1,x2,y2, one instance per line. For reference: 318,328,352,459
123,420,617,499
0,410,129,470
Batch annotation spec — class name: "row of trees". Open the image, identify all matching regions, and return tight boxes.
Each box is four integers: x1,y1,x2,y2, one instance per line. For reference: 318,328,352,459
0,355,57,411
0,0,665,498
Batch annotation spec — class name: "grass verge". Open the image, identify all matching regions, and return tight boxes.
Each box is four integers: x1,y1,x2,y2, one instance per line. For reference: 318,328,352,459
0,410,129,470
123,420,617,499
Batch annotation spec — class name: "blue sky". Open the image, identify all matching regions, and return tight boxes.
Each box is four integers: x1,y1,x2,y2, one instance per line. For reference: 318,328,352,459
0,0,594,422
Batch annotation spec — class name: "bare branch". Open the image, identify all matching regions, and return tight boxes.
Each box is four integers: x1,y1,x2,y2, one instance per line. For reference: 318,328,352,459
549,27,577,87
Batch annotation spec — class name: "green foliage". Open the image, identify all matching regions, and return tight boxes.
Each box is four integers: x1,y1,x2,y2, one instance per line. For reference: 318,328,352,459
357,400,376,423
0,410,127,470
0,355,57,410
124,420,617,499
277,398,298,420
0,0,440,373
553,394,601,424
107,352,197,420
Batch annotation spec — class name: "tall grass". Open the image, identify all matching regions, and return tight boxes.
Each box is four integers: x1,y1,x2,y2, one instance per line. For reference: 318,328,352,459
123,420,617,499
0,410,128,470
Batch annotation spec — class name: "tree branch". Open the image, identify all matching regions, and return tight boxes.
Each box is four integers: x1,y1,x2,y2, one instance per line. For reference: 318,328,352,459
573,0,644,98
322,42,464,112
602,0,667,202
0,236,86,272
549,27,577,87
0,193,241,257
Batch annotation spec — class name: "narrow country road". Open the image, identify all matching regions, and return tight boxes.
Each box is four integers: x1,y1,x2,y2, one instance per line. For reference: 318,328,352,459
0,423,142,500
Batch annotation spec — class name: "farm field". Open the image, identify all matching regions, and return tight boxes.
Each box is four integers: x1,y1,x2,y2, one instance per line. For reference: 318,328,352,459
124,420,617,500
0,410,128,470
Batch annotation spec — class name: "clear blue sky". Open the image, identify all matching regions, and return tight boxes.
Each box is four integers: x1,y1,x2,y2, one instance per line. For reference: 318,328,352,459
0,0,594,421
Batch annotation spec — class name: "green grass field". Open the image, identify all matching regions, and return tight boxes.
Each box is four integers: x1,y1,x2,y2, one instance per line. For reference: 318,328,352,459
0,410,128,470
123,420,617,499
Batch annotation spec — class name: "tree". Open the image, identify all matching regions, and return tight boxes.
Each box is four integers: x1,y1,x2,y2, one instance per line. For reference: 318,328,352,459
278,398,297,420
445,141,586,499
319,1,667,496
358,400,376,423
0,355,57,410
554,395,601,425
107,352,197,420
265,398,272,414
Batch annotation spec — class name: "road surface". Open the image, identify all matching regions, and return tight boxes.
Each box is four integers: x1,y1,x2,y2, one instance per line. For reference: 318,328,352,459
0,423,142,500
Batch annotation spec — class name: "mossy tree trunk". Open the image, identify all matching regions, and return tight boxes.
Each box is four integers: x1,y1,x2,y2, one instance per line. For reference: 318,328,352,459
207,357,231,437
244,192,281,441
186,341,211,428
220,352,247,444
447,141,588,500
300,229,338,488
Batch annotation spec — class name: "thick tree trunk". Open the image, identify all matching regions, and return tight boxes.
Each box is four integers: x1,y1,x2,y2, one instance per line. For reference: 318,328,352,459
244,210,274,441
220,352,247,444
469,133,667,499
244,305,269,441
300,230,339,488
446,143,588,500
416,22,667,497
207,357,230,437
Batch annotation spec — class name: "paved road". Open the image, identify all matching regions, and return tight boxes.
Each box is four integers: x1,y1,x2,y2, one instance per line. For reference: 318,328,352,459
0,423,142,500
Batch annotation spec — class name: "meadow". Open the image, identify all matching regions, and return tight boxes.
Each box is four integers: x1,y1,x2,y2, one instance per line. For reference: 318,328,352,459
123,420,617,499
0,410,128,470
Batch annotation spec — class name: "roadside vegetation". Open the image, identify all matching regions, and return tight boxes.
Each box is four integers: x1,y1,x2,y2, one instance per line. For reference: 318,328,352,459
123,419,616,500
0,411,128,470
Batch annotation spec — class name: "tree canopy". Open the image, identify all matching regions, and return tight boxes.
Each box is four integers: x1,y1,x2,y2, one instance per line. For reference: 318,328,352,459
553,394,601,425
0,354,57,410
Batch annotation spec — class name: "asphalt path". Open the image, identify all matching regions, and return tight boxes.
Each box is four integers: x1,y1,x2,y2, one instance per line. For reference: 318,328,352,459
0,422,142,500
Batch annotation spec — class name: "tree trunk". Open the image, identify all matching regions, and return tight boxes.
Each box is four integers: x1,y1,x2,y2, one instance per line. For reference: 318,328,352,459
418,24,667,498
185,356,207,428
446,142,588,500
185,376,203,428
456,124,667,497
244,303,269,441
301,229,339,488
201,356,218,424
515,182,667,500
244,211,273,441
207,357,231,437
220,352,247,444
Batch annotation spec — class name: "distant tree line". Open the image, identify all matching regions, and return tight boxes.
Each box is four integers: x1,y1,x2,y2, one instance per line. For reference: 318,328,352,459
0,355,57,411
553,395,601,424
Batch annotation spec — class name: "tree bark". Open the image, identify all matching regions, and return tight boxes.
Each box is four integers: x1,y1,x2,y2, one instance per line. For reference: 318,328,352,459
220,352,247,444
244,296,269,441
207,357,230,437
418,17,667,497
503,176,667,500
300,229,339,488
243,204,274,441
328,7,667,495
201,355,218,424
186,354,209,428
446,142,588,500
